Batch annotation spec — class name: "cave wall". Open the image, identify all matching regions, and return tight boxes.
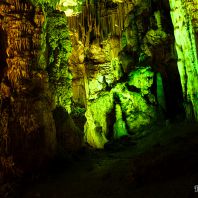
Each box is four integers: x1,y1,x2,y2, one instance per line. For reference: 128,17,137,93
169,0,198,120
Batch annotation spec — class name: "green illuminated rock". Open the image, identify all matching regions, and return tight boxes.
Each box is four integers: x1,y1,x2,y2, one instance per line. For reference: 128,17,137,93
113,104,128,139
156,72,166,112
169,0,198,120
112,67,156,133
128,67,154,95
84,93,114,148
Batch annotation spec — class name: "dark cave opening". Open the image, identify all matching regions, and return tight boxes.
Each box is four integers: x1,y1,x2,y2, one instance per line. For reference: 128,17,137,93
163,60,185,120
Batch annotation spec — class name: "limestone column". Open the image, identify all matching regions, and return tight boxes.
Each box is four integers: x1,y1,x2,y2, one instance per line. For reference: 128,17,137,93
169,0,198,120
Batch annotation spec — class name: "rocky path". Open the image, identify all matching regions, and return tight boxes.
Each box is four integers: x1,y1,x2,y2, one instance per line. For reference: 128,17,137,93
16,123,198,198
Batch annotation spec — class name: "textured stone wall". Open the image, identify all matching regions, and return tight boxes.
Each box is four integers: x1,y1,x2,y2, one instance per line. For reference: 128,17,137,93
0,0,57,178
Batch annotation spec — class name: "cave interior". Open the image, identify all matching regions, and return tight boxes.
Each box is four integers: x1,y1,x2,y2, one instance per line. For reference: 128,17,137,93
0,0,198,197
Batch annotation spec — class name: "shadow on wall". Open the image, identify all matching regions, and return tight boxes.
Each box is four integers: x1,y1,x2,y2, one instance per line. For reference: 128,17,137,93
152,59,185,121
0,28,7,83
53,106,84,156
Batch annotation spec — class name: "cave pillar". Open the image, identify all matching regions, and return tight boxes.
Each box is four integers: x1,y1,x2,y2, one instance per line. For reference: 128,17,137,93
169,0,198,120
0,0,57,172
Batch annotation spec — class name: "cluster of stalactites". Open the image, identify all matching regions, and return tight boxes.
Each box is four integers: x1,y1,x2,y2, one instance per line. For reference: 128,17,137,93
67,1,132,46
0,0,45,92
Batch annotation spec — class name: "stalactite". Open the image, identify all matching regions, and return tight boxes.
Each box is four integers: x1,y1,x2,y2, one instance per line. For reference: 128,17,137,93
67,0,130,46
156,72,166,112
154,10,162,30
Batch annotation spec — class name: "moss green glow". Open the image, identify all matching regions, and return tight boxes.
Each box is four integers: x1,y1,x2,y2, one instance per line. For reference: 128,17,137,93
46,11,72,112
141,29,167,57
121,31,127,49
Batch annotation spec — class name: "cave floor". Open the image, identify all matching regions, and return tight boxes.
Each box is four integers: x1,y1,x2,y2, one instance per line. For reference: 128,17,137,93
13,122,198,198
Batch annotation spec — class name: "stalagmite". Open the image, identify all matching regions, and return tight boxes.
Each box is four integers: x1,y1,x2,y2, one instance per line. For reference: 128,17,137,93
113,104,128,139
154,10,162,30
156,72,166,112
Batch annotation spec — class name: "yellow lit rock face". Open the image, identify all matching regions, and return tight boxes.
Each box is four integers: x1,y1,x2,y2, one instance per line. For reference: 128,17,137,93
57,0,81,16
112,0,124,3
64,9,74,16
62,0,78,6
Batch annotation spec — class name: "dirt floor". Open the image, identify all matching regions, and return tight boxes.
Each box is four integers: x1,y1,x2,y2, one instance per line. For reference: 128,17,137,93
4,122,198,198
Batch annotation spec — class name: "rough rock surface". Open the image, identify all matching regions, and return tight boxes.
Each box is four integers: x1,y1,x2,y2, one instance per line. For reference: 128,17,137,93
112,76,156,133
46,10,72,113
0,0,57,176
